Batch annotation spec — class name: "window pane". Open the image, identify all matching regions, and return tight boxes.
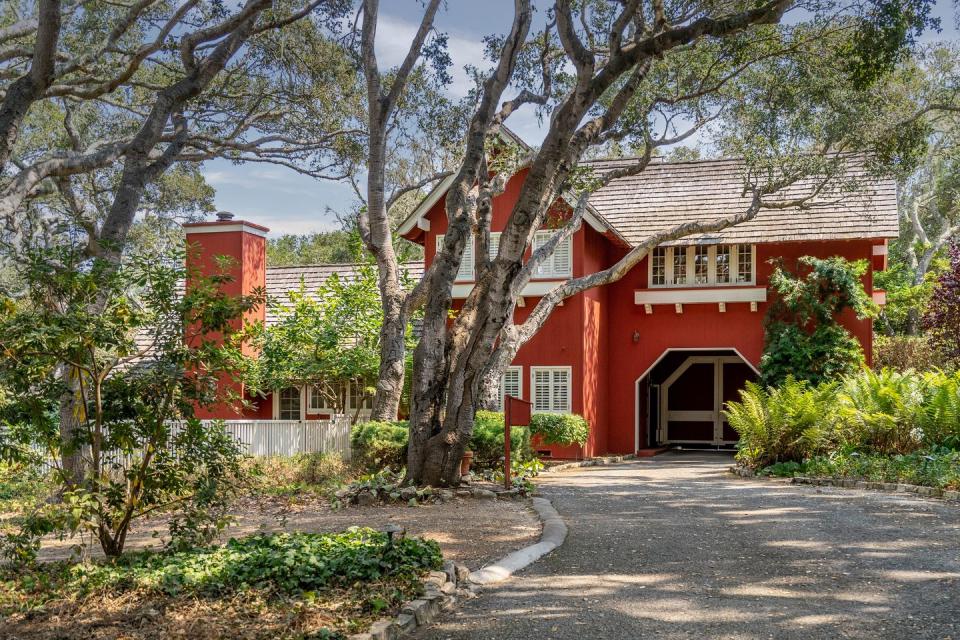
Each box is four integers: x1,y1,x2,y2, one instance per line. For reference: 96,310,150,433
489,233,500,260
672,247,687,285
553,370,569,412
737,245,752,283
279,387,300,420
652,247,666,286
716,246,730,284
499,367,521,411
694,246,709,284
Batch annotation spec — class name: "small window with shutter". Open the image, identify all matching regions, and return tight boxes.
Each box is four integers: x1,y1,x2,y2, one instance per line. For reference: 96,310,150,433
496,366,522,411
532,230,572,278
531,367,571,413
436,234,474,281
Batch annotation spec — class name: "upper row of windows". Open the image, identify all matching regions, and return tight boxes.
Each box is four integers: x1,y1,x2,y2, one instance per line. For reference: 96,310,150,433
650,244,756,288
436,230,572,282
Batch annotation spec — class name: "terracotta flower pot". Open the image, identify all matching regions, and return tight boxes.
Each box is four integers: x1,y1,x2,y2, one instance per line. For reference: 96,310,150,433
459,450,474,476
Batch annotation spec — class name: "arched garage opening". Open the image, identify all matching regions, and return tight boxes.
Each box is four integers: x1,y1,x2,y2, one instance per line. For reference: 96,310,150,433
635,349,758,450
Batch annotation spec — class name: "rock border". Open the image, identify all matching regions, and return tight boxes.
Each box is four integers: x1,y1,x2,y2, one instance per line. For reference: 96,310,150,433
348,560,475,640
541,454,636,473
790,475,960,500
348,495,568,639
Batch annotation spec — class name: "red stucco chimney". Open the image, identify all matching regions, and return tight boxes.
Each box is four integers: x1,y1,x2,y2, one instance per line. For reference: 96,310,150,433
184,213,269,418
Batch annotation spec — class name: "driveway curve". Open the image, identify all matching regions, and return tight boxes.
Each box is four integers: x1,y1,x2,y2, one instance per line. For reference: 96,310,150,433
415,452,960,640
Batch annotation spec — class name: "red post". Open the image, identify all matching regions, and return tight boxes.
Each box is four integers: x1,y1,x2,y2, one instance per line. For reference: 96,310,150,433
504,396,512,490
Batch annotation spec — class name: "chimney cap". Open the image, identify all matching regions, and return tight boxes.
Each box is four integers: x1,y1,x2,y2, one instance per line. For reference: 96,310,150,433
215,210,235,221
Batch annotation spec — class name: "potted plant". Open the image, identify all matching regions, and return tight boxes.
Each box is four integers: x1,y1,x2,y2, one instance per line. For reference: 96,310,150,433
460,450,474,476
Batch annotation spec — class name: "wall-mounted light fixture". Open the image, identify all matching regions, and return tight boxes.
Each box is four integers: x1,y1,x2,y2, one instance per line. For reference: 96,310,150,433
632,330,640,343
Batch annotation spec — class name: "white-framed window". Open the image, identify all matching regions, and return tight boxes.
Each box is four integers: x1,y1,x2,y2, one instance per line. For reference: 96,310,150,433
308,381,371,411
496,366,523,411
278,387,302,420
532,230,572,278
436,234,474,281
531,366,571,413
651,247,666,286
648,244,755,288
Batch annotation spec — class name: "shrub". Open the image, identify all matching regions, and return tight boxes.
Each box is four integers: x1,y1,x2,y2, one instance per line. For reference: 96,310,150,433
529,413,590,447
874,335,941,372
923,243,960,368
760,256,874,387
350,421,408,471
724,378,840,468
727,368,960,469
470,411,532,468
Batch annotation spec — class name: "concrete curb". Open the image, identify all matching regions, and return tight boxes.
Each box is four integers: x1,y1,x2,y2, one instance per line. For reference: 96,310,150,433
468,496,568,585
541,454,636,474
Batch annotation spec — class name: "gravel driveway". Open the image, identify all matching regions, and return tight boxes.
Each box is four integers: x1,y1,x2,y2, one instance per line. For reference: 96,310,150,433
416,451,960,640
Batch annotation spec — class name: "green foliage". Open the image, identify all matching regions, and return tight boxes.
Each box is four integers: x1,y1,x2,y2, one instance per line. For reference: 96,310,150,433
267,231,362,267
470,411,532,468
761,256,875,386
0,245,259,560
529,413,590,447
350,421,409,471
802,447,960,489
727,368,960,469
1,529,439,607
724,379,840,468
253,265,417,417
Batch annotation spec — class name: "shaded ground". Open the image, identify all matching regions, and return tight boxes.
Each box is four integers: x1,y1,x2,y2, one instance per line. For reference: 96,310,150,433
416,451,960,640
36,494,540,570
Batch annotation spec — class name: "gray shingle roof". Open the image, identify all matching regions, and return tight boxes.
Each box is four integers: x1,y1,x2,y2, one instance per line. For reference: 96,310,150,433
582,156,898,246
265,262,425,326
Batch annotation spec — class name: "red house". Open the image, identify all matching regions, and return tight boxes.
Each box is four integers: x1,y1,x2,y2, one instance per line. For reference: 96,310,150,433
396,152,896,459
187,150,896,460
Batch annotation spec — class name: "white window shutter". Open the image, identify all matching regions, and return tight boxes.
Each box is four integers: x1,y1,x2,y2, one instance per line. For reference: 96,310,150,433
437,234,474,281
489,233,501,261
534,369,551,411
553,235,572,276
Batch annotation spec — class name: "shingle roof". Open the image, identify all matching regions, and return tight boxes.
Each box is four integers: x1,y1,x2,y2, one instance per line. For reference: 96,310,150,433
583,156,899,246
265,262,425,326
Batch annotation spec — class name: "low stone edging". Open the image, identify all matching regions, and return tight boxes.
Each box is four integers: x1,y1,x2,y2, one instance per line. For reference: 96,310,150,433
790,475,960,500
348,495,568,639
541,454,636,473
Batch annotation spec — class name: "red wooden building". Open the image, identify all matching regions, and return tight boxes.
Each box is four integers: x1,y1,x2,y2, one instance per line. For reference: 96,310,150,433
187,150,896,459
396,153,897,459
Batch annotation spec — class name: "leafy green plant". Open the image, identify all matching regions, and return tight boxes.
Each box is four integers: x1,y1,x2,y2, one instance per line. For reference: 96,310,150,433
528,413,590,447
350,421,409,471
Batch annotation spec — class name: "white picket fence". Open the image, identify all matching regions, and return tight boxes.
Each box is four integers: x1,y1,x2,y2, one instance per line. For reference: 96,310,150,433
216,418,352,459
18,417,352,470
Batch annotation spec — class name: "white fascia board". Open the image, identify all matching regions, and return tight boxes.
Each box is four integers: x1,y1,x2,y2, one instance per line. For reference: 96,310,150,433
397,174,455,236
634,287,767,305
872,243,888,256
452,279,563,299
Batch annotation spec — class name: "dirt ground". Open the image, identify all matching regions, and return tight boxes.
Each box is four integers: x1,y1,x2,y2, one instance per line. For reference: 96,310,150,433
37,493,541,570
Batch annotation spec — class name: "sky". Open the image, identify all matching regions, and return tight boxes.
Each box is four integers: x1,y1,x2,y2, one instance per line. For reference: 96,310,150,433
202,0,960,238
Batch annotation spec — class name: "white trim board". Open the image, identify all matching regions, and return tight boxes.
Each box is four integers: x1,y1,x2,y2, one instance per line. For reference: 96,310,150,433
185,222,268,238
634,286,767,306
452,280,565,299
636,347,760,382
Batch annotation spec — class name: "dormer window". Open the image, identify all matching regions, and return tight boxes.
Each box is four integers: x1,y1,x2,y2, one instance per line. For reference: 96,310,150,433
649,244,755,288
